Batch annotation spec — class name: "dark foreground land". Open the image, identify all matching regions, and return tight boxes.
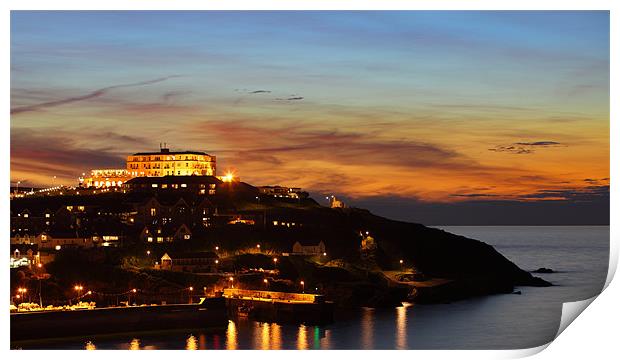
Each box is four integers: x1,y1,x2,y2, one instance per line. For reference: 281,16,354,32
11,184,551,310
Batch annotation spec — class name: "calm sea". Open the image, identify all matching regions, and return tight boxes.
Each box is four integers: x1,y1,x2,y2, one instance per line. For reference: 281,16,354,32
14,226,609,350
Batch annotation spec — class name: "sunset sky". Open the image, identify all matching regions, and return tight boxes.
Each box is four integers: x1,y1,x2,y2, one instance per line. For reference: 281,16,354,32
10,11,609,224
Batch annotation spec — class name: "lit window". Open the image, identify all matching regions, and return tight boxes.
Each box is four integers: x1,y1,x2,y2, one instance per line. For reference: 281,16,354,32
181,184,187,188
157,237,164,243
41,235,48,241
152,184,158,188
45,213,50,218
147,237,153,242
161,184,168,189
273,221,278,226
77,206,85,211
66,206,73,211
23,213,29,218
199,189,206,194
184,234,191,240
150,208,157,216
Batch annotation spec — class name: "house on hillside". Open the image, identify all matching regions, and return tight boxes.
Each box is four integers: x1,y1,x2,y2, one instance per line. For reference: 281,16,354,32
292,240,326,256
35,230,96,249
140,223,192,243
159,251,218,272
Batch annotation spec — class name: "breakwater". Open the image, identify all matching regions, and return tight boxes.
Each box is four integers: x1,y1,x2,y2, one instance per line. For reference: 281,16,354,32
11,297,228,342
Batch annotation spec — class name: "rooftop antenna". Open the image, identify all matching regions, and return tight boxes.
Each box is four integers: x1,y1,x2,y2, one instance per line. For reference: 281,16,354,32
160,142,170,153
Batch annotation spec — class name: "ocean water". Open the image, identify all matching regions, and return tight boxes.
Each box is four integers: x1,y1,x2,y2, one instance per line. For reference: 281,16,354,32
15,226,610,350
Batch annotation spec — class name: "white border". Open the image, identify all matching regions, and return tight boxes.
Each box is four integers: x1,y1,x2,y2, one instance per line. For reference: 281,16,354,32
3,1,617,359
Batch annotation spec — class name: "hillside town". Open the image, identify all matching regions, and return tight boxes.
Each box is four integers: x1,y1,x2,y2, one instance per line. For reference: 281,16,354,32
9,147,338,269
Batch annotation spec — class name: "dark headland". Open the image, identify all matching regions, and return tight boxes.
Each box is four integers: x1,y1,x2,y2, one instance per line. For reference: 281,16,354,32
10,179,551,310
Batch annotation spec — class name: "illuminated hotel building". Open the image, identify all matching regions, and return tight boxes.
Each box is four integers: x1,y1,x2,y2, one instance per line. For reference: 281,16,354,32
80,147,217,188
127,148,216,177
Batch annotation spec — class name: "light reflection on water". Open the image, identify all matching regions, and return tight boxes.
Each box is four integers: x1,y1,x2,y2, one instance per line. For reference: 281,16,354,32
129,338,141,350
396,303,412,349
226,320,237,350
361,307,374,349
77,306,408,350
296,324,308,350
185,335,198,350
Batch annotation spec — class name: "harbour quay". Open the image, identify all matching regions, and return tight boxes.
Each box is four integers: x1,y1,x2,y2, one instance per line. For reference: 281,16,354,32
223,289,334,325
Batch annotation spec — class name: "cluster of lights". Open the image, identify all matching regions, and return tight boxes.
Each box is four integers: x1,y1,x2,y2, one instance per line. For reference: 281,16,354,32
36,186,64,194
12,185,88,199
16,287,27,299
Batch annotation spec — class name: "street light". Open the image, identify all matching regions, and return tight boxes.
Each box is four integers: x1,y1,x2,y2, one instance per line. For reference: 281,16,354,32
256,244,261,252
273,257,278,271
146,250,151,256
300,280,305,293
215,246,219,251
399,259,404,271
74,285,83,298
188,286,194,304
263,278,269,289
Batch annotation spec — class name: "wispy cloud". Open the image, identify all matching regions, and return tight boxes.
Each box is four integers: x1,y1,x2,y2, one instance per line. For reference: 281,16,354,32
11,75,181,115
489,141,563,154
275,95,304,101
